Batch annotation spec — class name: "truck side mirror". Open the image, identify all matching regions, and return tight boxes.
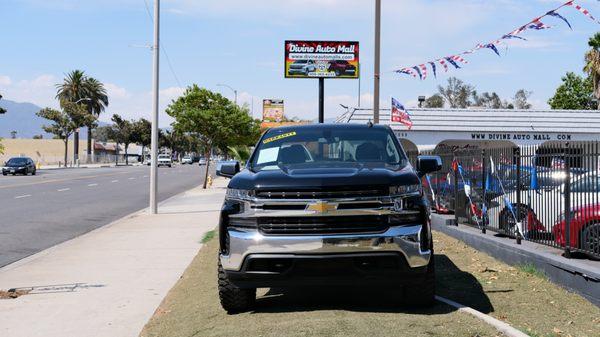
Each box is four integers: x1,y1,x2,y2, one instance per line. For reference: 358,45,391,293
217,161,240,178
417,155,442,177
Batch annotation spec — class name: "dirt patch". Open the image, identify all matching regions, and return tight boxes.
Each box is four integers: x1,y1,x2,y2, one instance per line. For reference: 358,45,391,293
434,231,600,337
0,289,30,299
140,235,501,337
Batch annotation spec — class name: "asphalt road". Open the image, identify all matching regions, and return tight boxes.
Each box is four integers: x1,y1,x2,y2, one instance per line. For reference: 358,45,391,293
0,164,214,268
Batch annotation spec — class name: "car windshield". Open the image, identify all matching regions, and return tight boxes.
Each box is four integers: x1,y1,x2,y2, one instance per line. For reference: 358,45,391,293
249,127,407,172
7,158,28,165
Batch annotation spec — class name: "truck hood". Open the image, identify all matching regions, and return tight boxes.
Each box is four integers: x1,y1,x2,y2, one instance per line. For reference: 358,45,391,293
228,165,420,191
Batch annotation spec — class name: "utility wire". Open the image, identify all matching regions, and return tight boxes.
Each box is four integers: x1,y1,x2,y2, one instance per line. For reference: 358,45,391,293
142,0,183,88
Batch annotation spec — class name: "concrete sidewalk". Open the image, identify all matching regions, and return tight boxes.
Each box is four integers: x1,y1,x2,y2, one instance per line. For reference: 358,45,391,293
0,178,228,337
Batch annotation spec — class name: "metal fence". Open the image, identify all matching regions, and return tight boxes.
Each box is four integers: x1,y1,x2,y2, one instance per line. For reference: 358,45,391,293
420,142,600,259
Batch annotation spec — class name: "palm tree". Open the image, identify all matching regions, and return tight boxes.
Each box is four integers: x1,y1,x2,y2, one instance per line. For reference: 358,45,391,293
56,70,109,161
584,33,600,109
84,77,109,159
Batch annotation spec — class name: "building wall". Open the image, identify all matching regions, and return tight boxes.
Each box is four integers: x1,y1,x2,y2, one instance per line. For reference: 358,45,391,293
0,138,90,165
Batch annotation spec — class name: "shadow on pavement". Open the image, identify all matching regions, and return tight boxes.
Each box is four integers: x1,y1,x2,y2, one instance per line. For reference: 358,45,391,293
252,254,493,315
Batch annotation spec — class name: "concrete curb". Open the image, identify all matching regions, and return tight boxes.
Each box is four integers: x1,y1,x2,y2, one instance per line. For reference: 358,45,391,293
432,214,600,307
436,296,530,337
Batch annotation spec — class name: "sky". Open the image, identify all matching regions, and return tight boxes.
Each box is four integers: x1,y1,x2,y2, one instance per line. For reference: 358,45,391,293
0,0,599,127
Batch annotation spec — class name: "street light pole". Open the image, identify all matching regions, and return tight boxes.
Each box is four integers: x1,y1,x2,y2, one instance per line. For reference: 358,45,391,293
150,0,160,214
73,98,91,166
217,83,238,105
373,0,381,124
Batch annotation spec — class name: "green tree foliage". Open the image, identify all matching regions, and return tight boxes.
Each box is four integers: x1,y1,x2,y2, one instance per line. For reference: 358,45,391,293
110,114,135,165
227,145,252,163
583,32,600,108
132,118,152,162
0,93,6,115
0,139,3,155
37,101,96,166
548,72,595,110
438,77,475,108
166,85,261,188
92,125,114,143
513,89,532,110
56,70,109,157
424,94,444,108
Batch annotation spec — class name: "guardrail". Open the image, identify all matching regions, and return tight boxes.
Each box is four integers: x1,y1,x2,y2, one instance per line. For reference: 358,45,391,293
417,142,600,259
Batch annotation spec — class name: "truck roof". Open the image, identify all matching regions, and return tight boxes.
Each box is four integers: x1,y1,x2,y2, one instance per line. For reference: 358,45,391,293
265,123,389,133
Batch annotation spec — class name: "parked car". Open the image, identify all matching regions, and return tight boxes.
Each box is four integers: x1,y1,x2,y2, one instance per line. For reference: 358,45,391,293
181,156,193,165
287,60,317,76
553,204,600,257
491,172,598,235
2,157,36,176
215,123,442,313
198,158,207,166
158,154,172,167
328,60,357,76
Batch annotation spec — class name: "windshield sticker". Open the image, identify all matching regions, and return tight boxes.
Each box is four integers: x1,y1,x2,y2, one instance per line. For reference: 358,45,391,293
263,131,297,144
256,147,280,164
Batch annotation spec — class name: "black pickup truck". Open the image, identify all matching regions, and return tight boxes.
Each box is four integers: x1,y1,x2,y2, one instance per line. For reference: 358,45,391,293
216,124,442,313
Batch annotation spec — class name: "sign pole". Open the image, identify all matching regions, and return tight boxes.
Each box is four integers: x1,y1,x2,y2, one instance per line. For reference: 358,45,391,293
318,77,324,123
373,0,381,124
149,0,160,214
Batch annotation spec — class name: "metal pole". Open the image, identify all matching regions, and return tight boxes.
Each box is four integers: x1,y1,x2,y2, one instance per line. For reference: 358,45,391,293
373,0,381,124
149,0,160,214
358,62,361,107
234,90,238,106
318,77,324,123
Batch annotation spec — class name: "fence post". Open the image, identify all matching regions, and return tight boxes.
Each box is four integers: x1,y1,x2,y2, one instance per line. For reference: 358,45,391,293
453,152,459,227
564,142,572,258
481,149,487,234
514,147,522,244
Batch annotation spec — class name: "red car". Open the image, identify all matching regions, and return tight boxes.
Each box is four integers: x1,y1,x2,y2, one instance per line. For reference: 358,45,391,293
328,60,357,76
553,204,600,257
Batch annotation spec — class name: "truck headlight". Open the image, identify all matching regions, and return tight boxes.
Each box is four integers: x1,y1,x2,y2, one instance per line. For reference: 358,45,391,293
389,184,421,197
225,188,255,201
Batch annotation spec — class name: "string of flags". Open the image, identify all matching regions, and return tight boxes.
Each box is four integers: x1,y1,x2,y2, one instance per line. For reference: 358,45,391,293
395,1,600,80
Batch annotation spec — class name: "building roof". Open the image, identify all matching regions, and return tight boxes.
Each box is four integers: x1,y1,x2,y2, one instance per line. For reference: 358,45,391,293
341,108,600,134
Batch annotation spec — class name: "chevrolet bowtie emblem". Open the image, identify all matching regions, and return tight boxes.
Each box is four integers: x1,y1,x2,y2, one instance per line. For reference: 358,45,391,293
306,201,338,214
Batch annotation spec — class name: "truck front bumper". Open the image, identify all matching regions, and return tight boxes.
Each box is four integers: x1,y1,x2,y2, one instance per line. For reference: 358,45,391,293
220,225,431,287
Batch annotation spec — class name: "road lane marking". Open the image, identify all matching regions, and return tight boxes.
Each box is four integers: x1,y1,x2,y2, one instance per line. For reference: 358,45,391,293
88,183,98,187
111,180,119,183
128,177,135,180
57,188,70,192
143,175,148,178
15,194,31,199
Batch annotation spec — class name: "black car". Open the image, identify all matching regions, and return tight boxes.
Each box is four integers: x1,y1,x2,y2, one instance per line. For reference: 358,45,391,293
215,124,442,313
2,157,36,176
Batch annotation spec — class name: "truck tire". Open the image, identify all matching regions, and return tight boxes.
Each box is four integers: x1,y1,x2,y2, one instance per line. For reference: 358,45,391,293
404,254,435,307
218,260,256,314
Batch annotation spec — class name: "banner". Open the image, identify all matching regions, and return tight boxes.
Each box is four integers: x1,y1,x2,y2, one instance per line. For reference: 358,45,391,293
285,40,359,79
262,99,284,122
394,1,599,80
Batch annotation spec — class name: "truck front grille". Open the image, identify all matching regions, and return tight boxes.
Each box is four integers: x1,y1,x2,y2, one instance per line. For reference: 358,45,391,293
258,215,389,235
255,188,387,200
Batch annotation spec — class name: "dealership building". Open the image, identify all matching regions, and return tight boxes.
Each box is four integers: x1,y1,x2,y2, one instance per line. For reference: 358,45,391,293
340,107,600,154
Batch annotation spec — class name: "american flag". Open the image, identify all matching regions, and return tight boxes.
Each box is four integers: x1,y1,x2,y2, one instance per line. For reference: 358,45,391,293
391,98,413,129
526,19,553,30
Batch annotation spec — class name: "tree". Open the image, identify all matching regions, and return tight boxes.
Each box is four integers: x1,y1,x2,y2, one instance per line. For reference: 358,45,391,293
32,134,44,139
584,32,600,109
10,131,17,139
0,93,6,115
0,139,3,155
56,70,109,160
92,125,114,143
548,72,595,110
132,118,151,163
37,101,96,166
110,114,135,165
437,77,475,108
166,85,261,188
513,89,532,110
228,145,252,163
424,94,444,108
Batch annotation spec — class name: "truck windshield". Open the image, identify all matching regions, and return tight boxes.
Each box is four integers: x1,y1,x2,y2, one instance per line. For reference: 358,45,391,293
250,127,407,172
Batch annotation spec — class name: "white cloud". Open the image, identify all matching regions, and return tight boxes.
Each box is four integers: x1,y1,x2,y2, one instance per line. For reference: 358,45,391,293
105,83,131,99
0,75,12,86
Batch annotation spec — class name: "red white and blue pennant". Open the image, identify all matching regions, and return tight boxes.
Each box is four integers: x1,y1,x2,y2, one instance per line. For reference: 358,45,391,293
395,1,599,80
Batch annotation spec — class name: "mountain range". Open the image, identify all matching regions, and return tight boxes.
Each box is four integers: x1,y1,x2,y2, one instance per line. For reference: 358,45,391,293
0,99,104,139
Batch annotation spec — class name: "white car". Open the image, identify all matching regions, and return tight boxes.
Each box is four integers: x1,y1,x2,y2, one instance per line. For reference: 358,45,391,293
198,158,207,166
158,154,172,167
489,172,598,234
181,156,193,165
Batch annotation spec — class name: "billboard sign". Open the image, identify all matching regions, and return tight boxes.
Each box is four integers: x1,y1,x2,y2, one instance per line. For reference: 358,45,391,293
285,40,359,79
262,99,285,122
